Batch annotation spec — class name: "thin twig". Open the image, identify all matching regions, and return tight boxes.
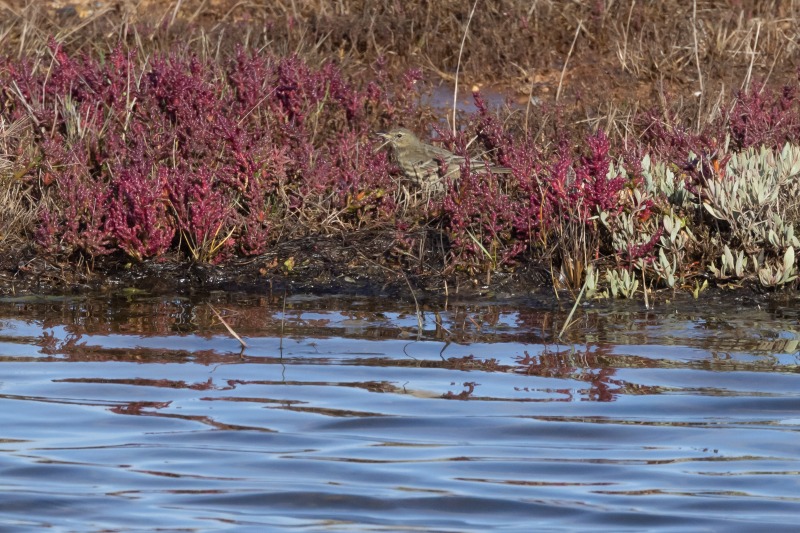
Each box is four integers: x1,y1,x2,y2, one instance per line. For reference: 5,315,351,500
169,0,184,28
619,0,636,72
452,0,479,133
557,275,587,342
556,20,582,102
208,303,247,349
279,287,287,353
238,87,277,125
642,268,649,310
743,20,761,93
402,270,424,338
692,0,704,132
523,73,537,136
692,0,704,95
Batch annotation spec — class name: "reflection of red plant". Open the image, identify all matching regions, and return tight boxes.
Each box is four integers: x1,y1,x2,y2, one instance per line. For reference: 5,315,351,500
515,348,625,402
442,381,478,400
111,401,172,416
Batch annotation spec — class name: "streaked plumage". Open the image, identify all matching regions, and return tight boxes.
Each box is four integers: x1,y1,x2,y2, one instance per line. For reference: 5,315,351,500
376,127,510,193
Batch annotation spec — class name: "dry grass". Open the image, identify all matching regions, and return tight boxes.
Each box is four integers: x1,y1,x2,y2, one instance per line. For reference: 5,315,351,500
0,118,38,248
2,2,798,102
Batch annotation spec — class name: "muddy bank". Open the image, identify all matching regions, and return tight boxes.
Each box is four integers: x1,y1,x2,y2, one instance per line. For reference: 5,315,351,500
0,228,551,300
1,236,786,317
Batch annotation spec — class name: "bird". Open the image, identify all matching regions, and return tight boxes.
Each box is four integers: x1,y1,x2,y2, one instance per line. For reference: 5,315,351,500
376,127,511,193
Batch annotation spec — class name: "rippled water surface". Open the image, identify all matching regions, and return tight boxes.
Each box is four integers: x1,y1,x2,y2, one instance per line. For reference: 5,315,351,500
1,290,799,532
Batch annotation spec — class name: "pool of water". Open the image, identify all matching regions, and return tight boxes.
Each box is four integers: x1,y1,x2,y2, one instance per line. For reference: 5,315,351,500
1,290,799,531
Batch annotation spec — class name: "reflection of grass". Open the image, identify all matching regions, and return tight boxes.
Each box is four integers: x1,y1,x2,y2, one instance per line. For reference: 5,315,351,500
3,2,800,295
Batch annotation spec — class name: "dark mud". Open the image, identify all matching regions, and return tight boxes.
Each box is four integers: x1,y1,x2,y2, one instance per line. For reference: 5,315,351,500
1,233,785,320
0,227,552,301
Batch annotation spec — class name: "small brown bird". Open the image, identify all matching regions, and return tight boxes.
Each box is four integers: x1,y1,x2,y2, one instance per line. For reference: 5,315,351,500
376,127,510,193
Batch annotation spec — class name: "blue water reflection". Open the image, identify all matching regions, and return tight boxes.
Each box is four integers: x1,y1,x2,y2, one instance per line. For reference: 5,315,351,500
1,293,799,531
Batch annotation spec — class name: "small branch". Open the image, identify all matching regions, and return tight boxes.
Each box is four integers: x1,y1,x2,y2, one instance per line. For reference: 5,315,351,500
401,270,424,338
557,274,587,342
556,20,583,102
692,0,704,95
743,20,761,93
642,268,649,310
692,0,704,131
452,0,479,133
279,287,287,353
208,303,247,349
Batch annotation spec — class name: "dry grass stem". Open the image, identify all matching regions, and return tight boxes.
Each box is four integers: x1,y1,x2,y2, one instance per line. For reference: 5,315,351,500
208,304,247,349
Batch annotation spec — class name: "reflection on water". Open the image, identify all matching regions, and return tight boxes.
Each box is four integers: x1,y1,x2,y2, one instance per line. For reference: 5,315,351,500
425,82,519,115
1,291,799,531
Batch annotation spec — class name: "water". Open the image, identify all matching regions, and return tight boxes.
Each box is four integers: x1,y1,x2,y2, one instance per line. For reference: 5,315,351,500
1,290,799,531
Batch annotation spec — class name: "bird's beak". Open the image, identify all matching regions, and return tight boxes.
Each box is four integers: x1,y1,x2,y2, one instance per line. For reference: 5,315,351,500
374,131,391,151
